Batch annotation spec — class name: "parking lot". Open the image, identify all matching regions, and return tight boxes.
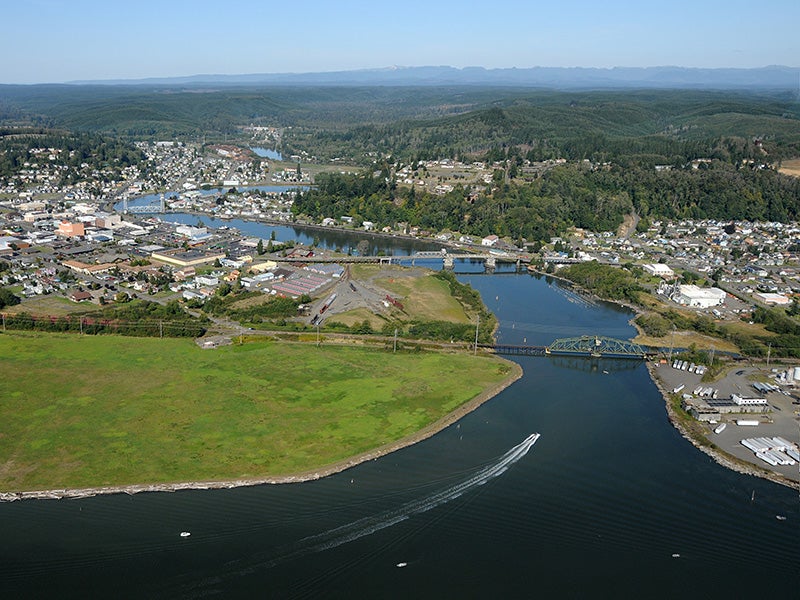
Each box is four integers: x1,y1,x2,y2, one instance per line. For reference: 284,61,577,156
654,361,800,483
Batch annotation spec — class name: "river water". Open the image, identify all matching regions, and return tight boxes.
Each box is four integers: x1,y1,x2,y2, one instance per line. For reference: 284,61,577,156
1,224,798,598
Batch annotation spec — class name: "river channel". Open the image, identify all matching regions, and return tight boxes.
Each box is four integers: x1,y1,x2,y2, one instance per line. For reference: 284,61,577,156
1,219,798,598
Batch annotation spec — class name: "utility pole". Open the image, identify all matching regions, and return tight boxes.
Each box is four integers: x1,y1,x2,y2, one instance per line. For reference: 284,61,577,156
766,342,772,368
393,328,398,353
159,321,163,339
1,313,4,331
474,314,480,356
668,326,676,363
317,324,320,347
710,344,716,367
79,317,83,335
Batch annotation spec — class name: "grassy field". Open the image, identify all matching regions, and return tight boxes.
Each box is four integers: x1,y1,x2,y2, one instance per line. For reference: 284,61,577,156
0,331,513,491
3,295,94,316
634,330,739,353
368,269,471,323
330,307,388,329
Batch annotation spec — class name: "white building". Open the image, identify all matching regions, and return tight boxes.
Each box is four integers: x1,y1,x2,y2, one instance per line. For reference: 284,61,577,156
674,284,726,308
642,263,675,279
176,225,209,241
732,394,767,406
482,235,499,247
754,292,790,306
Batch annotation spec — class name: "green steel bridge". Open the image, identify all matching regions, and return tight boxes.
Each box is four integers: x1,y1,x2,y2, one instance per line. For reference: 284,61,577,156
487,335,650,360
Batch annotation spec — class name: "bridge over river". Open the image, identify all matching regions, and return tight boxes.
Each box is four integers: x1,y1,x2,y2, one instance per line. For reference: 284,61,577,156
484,335,652,360
280,250,529,269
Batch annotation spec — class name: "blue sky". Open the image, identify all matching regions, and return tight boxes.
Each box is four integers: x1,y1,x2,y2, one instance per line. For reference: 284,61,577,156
3,0,798,83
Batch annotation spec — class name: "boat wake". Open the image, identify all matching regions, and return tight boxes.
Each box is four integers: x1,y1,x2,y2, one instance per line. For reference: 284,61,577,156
184,433,540,592
298,432,541,556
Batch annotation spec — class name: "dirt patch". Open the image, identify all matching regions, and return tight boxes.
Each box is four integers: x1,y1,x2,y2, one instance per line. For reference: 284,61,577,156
778,159,800,178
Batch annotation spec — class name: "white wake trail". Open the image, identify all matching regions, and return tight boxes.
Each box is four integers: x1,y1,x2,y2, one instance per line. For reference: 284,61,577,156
296,432,541,556
186,433,541,591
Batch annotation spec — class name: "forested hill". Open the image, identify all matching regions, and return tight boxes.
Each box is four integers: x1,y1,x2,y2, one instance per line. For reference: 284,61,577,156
293,160,800,243
289,90,800,164
2,85,799,157
0,85,519,136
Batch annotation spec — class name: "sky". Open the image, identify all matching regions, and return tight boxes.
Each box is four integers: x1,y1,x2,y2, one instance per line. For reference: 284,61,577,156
2,0,799,84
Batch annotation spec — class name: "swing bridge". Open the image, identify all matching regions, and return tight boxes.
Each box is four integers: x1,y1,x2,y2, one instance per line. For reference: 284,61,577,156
483,335,651,360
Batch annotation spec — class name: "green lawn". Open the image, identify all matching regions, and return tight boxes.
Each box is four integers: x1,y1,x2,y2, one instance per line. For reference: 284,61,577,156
0,331,514,491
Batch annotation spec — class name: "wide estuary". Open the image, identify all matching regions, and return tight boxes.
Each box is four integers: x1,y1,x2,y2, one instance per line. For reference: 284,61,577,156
1,221,798,598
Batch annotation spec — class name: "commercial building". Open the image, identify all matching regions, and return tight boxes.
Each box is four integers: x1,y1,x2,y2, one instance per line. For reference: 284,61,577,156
753,292,790,306
674,284,726,308
150,248,226,268
643,263,675,279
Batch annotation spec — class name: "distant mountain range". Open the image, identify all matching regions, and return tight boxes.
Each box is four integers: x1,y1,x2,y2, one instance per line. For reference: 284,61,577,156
68,65,800,89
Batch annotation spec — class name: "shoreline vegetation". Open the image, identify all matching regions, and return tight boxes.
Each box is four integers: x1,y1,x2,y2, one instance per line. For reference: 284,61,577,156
0,329,521,501
528,265,799,490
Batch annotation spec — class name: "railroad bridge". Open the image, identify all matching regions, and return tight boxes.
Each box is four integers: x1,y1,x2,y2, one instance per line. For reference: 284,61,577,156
487,336,650,360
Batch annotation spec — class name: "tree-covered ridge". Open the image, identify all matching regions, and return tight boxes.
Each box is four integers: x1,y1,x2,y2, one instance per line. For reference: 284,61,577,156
2,85,798,158
0,85,499,138
293,159,800,241
287,90,800,164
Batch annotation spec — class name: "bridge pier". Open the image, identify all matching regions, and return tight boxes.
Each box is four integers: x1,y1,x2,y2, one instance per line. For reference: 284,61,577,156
484,256,496,272
443,256,454,269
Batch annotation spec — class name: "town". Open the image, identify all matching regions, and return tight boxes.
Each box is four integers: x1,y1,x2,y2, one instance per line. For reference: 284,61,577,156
2,139,800,321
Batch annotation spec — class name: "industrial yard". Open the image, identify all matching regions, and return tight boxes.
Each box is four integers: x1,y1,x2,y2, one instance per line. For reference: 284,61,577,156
654,361,800,483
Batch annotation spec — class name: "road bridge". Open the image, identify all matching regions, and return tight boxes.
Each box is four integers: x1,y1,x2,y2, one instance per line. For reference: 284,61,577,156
121,195,167,214
486,336,650,360
279,251,530,269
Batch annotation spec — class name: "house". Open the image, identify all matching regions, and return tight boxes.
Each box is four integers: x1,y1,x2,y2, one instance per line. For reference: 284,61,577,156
68,290,92,303
362,221,375,231
174,266,196,280
481,235,499,247
195,275,219,287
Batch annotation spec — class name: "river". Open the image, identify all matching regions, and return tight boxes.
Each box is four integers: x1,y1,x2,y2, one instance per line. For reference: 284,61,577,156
1,223,798,598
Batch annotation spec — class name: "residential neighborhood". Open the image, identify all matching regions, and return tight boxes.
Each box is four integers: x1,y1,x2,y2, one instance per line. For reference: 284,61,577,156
3,139,800,326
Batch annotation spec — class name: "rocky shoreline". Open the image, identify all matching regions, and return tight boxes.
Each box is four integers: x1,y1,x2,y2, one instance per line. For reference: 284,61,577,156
0,360,523,502
646,363,799,491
